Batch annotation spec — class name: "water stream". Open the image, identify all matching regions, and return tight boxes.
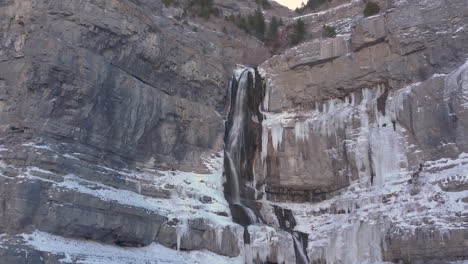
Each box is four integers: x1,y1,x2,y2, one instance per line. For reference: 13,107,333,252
226,68,248,203
225,67,309,263
225,67,259,225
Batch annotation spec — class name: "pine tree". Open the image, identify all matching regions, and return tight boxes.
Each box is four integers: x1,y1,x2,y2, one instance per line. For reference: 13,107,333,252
252,8,266,39
363,2,380,17
289,18,306,45
236,14,248,32
278,18,284,26
322,25,336,38
190,0,216,19
266,16,280,42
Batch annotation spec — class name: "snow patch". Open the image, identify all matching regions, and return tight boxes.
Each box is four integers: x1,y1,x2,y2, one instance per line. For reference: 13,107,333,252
17,230,243,264
271,152,468,264
5,154,232,225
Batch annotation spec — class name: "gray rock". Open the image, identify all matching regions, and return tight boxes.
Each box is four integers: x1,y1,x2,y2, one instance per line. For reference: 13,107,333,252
157,217,243,257
384,226,468,263
351,14,388,51
0,0,271,260
257,0,468,199
1,0,468,263
0,176,167,247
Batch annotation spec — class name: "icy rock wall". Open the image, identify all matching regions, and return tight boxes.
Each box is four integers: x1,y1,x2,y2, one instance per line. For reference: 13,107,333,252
258,84,411,201
255,0,468,203
249,0,468,263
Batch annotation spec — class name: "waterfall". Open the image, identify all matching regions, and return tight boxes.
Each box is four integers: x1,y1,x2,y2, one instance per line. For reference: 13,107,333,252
226,68,249,204
225,67,259,225
225,68,309,264
292,234,309,264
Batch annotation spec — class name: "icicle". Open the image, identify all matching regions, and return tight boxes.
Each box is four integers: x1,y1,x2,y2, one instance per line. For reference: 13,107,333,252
261,125,269,163
321,221,385,264
176,220,189,252
277,243,285,264
137,181,141,194
244,244,253,264
271,124,284,152
350,93,356,105
248,226,275,263
263,81,270,112
294,122,310,142
215,227,224,250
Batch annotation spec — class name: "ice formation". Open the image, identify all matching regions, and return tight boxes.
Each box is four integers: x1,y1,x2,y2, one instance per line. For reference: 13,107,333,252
255,65,468,263
294,122,310,142
176,220,189,252
270,124,284,152
244,225,296,264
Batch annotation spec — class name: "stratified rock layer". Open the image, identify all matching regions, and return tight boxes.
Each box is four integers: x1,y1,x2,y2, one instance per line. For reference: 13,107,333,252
0,0,467,263
250,0,468,263
257,0,468,201
0,0,271,262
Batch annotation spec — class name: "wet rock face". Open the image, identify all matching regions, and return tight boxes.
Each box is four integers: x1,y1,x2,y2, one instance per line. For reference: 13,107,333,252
272,206,296,231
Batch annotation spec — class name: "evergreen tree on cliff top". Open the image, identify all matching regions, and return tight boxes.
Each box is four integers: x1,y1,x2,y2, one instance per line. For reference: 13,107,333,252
289,18,306,45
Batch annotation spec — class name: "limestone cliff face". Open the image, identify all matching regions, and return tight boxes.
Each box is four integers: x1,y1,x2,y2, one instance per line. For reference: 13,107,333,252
257,0,468,200
0,0,245,173
250,0,468,263
0,0,467,263
0,0,273,262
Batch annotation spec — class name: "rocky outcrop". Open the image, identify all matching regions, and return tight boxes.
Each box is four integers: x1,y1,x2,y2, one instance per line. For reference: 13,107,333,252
385,226,468,263
0,0,467,263
0,175,167,247
0,0,229,173
241,0,468,263
158,217,243,257
256,0,468,200
0,0,280,261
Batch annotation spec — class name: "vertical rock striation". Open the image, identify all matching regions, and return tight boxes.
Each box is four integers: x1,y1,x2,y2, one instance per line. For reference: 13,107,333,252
0,0,275,262
0,0,467,263
247,0,468,263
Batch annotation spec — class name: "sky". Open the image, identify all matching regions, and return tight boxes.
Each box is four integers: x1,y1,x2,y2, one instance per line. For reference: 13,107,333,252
274,0,304,9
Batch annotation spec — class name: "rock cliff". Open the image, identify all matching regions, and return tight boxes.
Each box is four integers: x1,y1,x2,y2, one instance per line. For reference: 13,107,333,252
0,0,467,263
0,0,269,262
251,0,468,263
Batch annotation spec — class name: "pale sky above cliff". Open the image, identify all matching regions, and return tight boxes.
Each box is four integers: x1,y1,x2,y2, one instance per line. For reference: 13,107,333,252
274,0,304,9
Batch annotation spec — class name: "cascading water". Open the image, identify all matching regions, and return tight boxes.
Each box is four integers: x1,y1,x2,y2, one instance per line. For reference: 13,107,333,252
292,235,309,264
225,66,310,263
225,67,258,225
226,69,248,204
